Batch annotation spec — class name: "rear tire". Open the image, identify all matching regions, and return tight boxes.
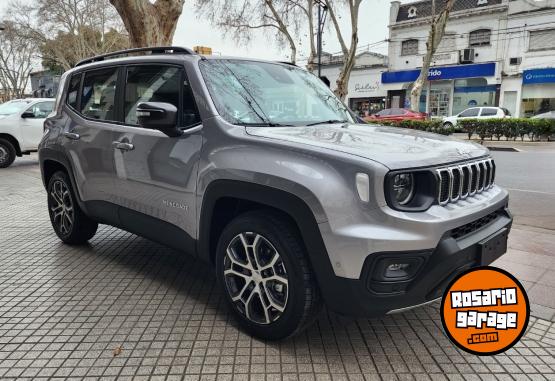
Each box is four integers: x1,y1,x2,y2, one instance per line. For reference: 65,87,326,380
216,210,322,340
0,138,16,168
47,171,98,244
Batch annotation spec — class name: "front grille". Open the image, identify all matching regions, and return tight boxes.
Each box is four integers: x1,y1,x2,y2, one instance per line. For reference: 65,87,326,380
451,209,501,239
436,158,495,206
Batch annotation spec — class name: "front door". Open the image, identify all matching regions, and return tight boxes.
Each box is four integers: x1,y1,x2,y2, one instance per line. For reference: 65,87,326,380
20,101,54,150
110,65,203,242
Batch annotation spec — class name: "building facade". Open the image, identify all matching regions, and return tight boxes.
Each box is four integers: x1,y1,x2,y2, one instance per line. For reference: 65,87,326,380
317,51,389,118
383,0,555,117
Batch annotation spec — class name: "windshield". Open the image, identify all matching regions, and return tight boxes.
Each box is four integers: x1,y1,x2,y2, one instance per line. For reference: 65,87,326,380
0,100,33,116
199,59,354,126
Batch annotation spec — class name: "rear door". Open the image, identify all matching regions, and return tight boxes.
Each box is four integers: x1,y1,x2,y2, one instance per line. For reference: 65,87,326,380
110,64,202,242
62,67,121,205
20,101,54,150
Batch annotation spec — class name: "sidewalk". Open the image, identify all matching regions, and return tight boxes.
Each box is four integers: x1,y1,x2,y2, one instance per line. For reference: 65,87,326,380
494,224,555,321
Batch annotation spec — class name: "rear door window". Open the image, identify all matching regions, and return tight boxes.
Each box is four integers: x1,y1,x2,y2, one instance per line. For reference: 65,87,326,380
480,107,499,116
80,67,119,122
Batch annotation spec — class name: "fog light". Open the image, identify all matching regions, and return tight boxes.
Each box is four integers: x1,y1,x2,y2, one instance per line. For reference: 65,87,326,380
372,256,425,281
385,263,412,278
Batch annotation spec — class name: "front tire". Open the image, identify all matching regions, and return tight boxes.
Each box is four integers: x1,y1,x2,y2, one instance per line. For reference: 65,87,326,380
0,138,16,168
216,211,322,340
47,171,98,244
443,122,454,129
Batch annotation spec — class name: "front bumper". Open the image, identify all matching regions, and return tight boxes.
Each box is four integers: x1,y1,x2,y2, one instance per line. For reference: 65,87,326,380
321,207,512,317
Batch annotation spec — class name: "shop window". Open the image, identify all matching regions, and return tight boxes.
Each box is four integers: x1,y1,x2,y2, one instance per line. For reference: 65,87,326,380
401,39,419,56
469,29,491,47
529,29,555,51
521,84,555,117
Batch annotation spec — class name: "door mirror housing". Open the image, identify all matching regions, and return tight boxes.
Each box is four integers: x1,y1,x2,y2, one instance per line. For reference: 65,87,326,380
21,111,35,118
136,102,181,137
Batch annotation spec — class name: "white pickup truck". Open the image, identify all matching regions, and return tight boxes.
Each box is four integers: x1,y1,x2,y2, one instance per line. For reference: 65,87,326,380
0,98,55,168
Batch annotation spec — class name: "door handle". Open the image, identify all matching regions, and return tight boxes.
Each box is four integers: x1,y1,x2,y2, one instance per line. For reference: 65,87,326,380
112,141,134,151
63,132,80,140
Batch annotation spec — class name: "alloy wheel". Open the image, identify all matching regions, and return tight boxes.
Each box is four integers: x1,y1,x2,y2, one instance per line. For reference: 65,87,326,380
223,232,289,325
49,180,74,235
0,145,7,166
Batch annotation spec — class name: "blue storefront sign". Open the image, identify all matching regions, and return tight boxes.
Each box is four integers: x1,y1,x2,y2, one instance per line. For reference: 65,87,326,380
522,68,555,85
381,62,496,84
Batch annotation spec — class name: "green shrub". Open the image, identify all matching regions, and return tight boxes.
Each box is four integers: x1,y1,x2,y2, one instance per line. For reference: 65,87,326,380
365,119,453,135
458,118,555,141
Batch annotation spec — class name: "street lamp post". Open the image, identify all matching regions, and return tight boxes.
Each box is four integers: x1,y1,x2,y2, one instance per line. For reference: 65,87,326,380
314,0,328,78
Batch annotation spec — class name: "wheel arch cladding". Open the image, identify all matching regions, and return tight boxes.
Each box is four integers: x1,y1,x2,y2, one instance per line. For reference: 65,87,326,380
198,179,339,305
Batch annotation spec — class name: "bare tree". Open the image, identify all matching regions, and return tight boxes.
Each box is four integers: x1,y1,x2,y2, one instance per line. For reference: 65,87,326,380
0,21,35,98
6,0,128,71
196,0,311,64
325,0,363,101
109,0,184,47
409,0,455,112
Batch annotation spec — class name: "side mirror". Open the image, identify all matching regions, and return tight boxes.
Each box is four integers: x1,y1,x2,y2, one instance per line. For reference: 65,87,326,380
21,111,35,118
136,102,181,137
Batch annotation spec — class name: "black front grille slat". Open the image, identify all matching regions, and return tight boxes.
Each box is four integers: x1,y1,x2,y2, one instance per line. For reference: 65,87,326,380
461,166,470,196
470,164,478,193
451,169,461,201
451,209,500,239
439,170,450,204
437,158,495,206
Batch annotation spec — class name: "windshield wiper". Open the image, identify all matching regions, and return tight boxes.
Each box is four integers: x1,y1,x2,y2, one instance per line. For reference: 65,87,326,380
242,122,295,127
306,119,349,126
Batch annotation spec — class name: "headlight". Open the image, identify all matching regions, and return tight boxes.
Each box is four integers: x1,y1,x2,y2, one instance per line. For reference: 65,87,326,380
392,173,414,205
384,170,436,212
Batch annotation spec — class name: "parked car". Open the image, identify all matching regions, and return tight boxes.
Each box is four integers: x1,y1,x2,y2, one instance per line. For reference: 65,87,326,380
0,98,55,168
442,106,511,128
364,107,427,122
531,111,555,119
39,47,512,340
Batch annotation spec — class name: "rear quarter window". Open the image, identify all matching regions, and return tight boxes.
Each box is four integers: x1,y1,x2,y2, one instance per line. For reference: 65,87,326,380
66,73,82,110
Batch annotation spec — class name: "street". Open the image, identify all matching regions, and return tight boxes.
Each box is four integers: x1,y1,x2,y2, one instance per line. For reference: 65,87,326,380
0,152,554,380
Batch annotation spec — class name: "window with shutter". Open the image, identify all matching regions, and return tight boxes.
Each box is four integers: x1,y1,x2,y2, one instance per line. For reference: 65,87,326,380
401,39,419,56
529,29,555,51
469,29,491,46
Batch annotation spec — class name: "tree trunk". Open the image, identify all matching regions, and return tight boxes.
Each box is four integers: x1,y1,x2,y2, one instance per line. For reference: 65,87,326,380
266,0,297,64
326,0,362,102
306,0,316,72
109,0,184,47
409,0,455,112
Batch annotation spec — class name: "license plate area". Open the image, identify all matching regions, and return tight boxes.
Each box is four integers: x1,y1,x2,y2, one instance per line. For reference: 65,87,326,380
479,228,508,265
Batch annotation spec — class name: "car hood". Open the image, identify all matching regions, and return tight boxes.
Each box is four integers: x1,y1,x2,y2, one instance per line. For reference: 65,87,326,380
245,124,489,170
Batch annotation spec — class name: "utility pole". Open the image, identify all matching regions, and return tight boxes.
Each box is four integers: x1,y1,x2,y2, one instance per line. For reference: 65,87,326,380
315,0,328,77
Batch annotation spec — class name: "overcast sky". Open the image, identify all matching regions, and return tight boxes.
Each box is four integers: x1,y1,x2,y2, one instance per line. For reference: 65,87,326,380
0,0,393,65
172,0,392,62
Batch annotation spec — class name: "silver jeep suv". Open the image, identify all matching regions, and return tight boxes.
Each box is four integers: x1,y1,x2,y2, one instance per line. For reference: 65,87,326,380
39,47,512,340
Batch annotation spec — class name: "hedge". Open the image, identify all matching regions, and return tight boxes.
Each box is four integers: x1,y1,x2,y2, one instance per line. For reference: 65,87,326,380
365,119,453,135
366,118,555,141
458,118,555,141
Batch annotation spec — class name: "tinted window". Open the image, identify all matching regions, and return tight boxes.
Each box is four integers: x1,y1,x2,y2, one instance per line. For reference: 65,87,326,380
124,66,183,126
459,108,479,117
66,74,81,109
80,67,118,121
481,107,498,116
376,109,390,117
390,108,405,116
25,101,54,118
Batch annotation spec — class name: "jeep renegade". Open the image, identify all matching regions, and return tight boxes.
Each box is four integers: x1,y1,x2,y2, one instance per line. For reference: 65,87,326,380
39,47,512,340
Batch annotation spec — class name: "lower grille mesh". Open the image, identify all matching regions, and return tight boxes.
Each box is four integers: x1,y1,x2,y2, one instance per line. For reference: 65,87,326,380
451,210,501,239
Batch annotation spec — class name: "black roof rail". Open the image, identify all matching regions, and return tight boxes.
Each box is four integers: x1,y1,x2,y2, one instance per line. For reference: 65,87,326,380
277,61,298,67
75,46,195,67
